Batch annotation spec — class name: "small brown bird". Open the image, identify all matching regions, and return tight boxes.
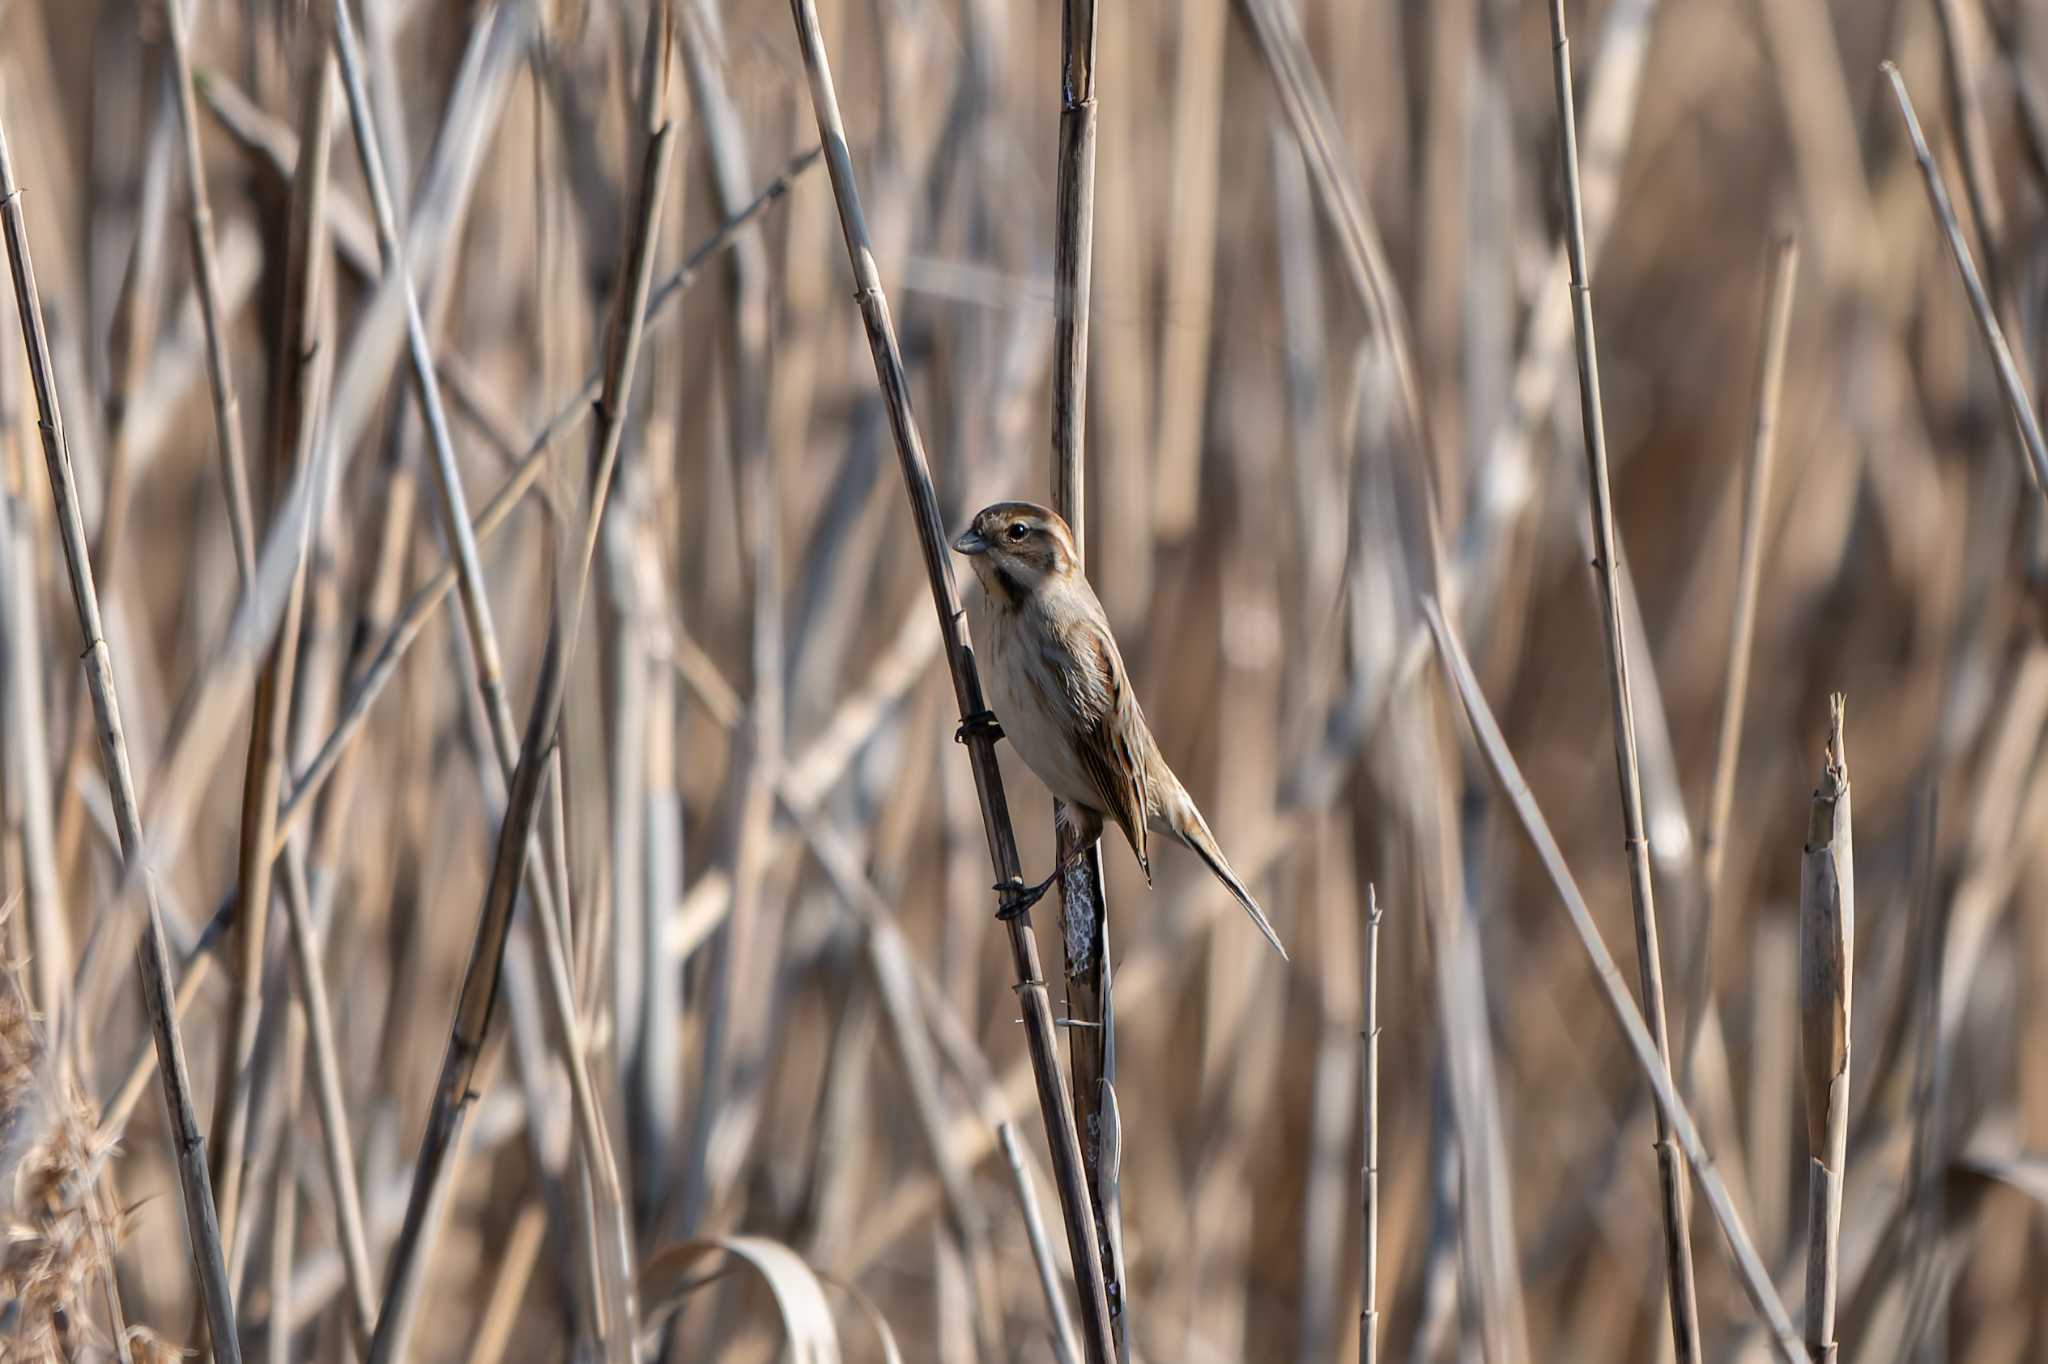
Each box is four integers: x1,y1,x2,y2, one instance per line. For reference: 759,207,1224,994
952,501,1287,959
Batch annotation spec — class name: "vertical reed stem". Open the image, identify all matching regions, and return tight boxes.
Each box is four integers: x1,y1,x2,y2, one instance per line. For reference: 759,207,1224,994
1048,0,1128,1353
784,3,1120,1359
1800,697,1853,1362
1542,4,1701,1356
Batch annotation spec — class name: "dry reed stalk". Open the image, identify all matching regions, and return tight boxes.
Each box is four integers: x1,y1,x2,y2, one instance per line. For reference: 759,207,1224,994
0,81,242,1364
164,0,259,576
190,69,383,280
1233,0,1429,467
211,31,336,1266
327,0,582,1014
1799,697,1853,1362
52,0,258,968
1362,881,1382,1364
796,807,1005,1350
1683,235,1800,1093
1884,63,2048,497
999,1120,1083,1364
276,846,375,1346
90,147,820,1135
365,13,680,1359
1542,3,1701,1355
263,998,307,1364
1930,0,2013,311
90,73,174,581
463,1201,548,1364
1700,237,1799,928
1046,0,1128,1351
1423,598,1803,1363
783,2,1121,1358
329,0,627,1329
70,8,527,1028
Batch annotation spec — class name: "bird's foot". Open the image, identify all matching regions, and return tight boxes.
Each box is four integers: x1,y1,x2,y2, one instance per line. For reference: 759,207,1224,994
993,870,1057,920
955,708,1004,745
993,846,1087,920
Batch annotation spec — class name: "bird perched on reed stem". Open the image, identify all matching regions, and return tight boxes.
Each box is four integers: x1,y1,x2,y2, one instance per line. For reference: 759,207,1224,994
952,500,1288,959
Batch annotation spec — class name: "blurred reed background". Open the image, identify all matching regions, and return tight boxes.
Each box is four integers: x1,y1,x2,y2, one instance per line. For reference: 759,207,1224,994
0,0,2045,1360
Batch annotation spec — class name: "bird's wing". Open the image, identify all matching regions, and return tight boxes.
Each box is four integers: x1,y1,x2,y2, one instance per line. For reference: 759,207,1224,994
1062,612,1153,877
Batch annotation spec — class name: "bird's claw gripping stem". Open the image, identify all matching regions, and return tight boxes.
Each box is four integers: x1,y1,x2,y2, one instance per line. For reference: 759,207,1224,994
993,871,1056,920
955,709,1004,745
993,846,1085,920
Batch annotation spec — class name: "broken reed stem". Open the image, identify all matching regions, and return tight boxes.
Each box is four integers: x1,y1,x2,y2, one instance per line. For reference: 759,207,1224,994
0,89,243,1364
1884,61,2048,497
1543,4,1702,1356
365,19,679,1362
1691,235,1798,1059
1800,697,1853,1362
1361,882,1382,1364
1047,0,1128,1350
1423,599,1804,1364
783,3,1120,1360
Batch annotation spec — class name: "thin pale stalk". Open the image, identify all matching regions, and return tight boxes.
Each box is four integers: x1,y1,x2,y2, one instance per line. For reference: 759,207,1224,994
784,2,1120,1359
1000,1121,1083,1364
1424,598,1802,1363
1152,0,1227,537
165,0,259,572
1543,4,1700,1355
1884,63,2048,496
0,89,242,1364
1688,236,1798,1061
279,849,376,1346
264,1001,307,1364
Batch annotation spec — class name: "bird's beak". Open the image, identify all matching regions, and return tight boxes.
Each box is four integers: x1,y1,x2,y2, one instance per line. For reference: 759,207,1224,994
952,525,988,555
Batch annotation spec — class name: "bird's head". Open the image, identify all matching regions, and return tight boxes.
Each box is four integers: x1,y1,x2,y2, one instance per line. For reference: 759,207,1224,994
951,501,1077,600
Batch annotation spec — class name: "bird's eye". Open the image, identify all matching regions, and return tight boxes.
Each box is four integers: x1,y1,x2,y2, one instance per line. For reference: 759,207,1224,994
1006,523,1029,542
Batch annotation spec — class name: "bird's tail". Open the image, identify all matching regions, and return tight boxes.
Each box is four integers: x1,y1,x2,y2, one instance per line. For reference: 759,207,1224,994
1165,794,1288,961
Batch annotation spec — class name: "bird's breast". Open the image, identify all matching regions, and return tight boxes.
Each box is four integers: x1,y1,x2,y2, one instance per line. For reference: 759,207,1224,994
983,608,1101,813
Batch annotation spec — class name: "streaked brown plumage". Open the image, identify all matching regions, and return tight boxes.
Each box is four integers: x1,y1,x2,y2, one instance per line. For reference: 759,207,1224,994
952,500,1287,959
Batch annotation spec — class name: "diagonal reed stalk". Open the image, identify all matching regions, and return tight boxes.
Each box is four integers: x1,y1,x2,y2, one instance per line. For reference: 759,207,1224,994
783,2,1120,1359
0,83,243,1364
1047,0,1129,1352
1884,61,2048,499
1542,3,1701,1355
1800,697,1853,1362
1686,235,1799,1067
365,14,681,1361
1423,598,1804,1364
